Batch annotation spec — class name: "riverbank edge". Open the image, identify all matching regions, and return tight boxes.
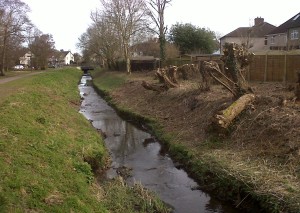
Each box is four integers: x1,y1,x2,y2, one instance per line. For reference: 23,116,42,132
0,69,171,212
91,77,292,213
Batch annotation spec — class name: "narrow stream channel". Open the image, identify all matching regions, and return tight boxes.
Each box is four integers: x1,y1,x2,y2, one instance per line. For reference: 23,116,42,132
78,74,242,213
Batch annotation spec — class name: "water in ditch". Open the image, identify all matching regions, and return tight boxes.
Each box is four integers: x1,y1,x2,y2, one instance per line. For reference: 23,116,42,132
78,74,242,213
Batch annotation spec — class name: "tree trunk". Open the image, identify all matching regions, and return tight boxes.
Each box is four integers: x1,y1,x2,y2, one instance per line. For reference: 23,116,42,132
126,56,131,74
213,93,255,129
0,26,8,76
221,43,254,99
159,35,166,67
124,45,131,74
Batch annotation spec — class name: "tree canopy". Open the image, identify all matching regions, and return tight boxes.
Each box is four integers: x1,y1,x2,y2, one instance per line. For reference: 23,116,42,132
100,0,149,74
77,11,122,68
146,0,172,66
0,0,32,75
168,23,218,55
29,33,55,69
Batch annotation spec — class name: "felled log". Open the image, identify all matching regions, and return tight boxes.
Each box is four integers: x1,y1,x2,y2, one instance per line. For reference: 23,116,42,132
141,81,166,92
213,93,255,129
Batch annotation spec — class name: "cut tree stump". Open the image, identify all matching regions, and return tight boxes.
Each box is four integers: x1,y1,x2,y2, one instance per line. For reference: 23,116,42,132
213,93,255,129
155,67,179,88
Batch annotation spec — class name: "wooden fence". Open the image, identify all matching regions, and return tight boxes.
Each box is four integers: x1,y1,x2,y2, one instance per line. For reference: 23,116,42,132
248,54,300,83
167,53,300,83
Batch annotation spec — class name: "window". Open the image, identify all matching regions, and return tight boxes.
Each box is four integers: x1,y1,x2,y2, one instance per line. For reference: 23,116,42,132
270,36,275,44
291,30,299,40
264,37,267,45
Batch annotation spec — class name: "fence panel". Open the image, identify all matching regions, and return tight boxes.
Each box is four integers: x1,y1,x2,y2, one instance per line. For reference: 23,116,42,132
166,53,300,83
249,55,266,81
249,54,299,82
286,55,300,82
266,55,285,81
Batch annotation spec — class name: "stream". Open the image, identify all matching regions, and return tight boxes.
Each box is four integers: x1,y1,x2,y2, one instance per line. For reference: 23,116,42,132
78,74,242,213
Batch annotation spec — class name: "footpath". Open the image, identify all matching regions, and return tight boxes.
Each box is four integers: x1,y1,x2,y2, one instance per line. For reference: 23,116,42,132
0,72,42,84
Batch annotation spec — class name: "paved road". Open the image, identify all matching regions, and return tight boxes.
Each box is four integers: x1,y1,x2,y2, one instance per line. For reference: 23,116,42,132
0,72,42,84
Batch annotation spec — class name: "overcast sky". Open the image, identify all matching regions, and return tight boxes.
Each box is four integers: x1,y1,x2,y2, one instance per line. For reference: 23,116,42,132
22,0,300,53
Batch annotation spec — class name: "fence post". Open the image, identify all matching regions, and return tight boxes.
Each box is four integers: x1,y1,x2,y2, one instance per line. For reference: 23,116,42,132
264,53,268,82
283,53,287,83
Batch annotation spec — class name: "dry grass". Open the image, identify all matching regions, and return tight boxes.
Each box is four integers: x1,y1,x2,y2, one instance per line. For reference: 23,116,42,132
106,70,300,212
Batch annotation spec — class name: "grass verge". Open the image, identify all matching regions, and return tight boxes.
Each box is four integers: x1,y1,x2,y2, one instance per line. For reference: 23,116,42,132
0,68,170,212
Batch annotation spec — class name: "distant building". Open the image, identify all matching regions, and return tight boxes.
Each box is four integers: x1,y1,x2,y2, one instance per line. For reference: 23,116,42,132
19,52,33,67
220,17,276,53
59,50,74,65
266,12,300,50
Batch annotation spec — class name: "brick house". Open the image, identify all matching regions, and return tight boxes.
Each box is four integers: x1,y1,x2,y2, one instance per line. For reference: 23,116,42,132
220,17,276,53
266,12,300,50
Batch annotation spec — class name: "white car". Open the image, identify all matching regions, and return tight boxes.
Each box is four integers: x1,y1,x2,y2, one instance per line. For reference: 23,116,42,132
13,65,24,70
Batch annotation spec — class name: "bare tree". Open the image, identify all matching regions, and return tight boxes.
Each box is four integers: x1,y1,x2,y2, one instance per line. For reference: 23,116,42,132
100,0,148,74
90,11,122,68
29,33,55,69
147,0,172,67
131,38,179,58
0,0,31,75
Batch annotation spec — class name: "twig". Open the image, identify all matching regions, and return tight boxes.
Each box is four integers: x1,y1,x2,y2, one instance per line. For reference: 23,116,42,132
236,193,250,208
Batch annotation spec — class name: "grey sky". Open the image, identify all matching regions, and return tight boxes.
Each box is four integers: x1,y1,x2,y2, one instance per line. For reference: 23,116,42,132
22,0,300,53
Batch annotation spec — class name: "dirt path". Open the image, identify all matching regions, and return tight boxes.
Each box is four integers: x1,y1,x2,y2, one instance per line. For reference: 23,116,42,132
0,72,42,84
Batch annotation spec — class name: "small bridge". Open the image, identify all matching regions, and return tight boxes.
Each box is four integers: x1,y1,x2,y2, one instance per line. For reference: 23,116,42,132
80,66,94,74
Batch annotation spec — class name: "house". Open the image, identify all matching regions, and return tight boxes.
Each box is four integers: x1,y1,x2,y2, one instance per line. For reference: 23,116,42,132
19,52,33,67
220,17,276,53
266,12,300,50
59,50,74,65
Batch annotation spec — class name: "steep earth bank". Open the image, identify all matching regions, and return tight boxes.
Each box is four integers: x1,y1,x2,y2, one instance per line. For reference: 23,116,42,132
92,70,300,213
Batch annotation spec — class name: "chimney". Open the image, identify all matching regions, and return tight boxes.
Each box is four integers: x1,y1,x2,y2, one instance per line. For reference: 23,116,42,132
254,17,264,25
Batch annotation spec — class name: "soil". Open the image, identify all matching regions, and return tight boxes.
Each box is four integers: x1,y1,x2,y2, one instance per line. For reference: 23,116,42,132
105,70,300,212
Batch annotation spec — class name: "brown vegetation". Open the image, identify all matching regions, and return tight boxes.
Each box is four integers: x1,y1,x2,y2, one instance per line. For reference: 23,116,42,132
107,69,300,212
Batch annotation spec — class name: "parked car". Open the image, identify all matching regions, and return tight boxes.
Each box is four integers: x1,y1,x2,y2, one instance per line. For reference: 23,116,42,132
13,65,24,70
48,64,57,68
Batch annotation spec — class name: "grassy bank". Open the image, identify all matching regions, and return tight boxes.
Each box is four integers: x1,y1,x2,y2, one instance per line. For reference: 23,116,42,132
0,68,170,212
91,69,300,213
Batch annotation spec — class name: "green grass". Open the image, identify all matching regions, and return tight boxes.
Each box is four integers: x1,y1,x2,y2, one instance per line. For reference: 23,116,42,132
0,68,107,212
0,68,170,212
103,177,171,213
90,69,128,93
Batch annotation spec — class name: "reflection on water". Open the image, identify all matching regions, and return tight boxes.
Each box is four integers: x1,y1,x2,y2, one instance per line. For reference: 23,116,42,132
79,75,241,213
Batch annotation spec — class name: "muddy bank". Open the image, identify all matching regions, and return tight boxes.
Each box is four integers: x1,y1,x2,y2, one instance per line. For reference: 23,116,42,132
90,70,300,213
